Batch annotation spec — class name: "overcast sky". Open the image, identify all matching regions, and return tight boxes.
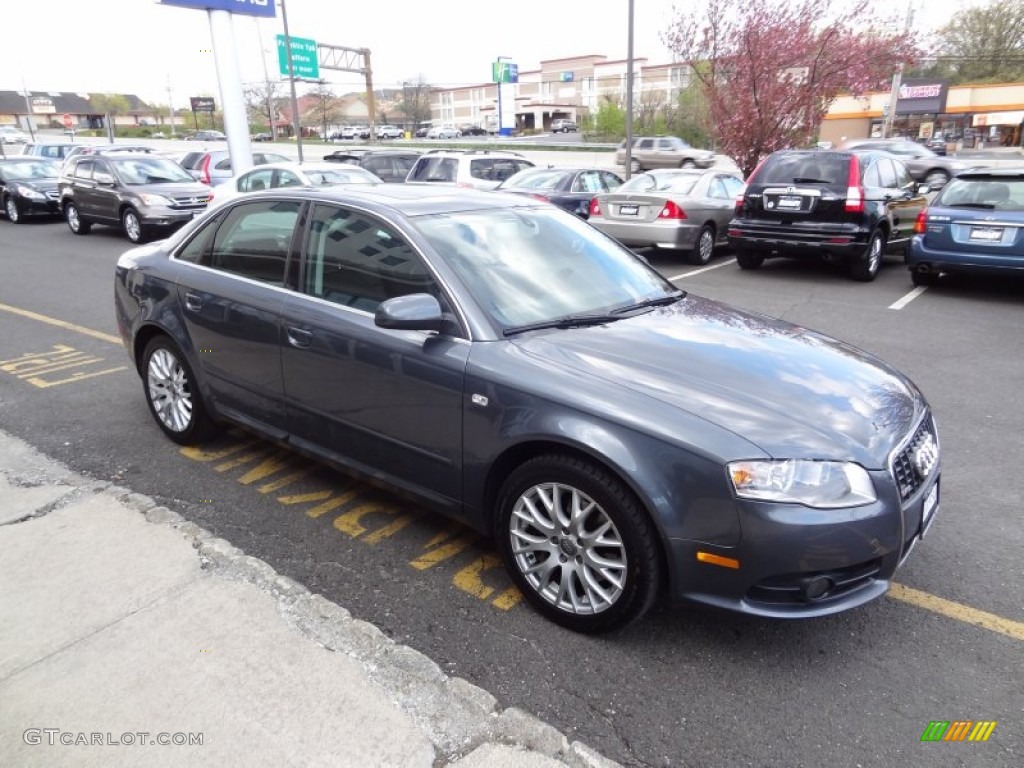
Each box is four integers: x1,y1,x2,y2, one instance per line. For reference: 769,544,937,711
1,0,966,107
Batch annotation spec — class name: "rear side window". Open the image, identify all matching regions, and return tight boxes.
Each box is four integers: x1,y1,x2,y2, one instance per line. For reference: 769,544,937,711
752,153,850,189
408,157,457,182
208,200,301,284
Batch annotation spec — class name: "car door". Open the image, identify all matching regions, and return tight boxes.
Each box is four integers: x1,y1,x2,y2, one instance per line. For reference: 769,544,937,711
707,175,743,242
88,158,122,224
635,138,657,168
887,158,927,247
279,202,469,510
174,199,303,435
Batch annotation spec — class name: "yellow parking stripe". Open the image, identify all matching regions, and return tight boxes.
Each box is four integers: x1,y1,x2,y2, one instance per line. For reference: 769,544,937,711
0,302,122,345
889,583,1024,642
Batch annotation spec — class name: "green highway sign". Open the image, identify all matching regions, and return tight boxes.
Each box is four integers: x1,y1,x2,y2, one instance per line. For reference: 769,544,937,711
277,35,319,80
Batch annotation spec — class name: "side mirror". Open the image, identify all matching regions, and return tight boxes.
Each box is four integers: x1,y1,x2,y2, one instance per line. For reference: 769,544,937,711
374,293,443,332
916,183,931,195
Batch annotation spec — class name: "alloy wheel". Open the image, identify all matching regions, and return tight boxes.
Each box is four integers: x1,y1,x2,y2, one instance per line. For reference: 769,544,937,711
5,197,20,223
508,482,627,615
147,347,193,434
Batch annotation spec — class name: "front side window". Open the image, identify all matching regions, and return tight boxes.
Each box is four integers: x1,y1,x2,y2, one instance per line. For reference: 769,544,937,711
572,171,607,194
208,200,301,284
303,204,439,313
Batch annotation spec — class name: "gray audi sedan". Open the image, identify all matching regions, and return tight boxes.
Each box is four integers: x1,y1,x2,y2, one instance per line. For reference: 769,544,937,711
114,185,941,633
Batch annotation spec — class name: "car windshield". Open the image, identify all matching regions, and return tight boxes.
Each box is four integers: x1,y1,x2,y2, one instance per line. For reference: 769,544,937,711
110,156,195,184
413,206,677,329
500,169,567,190
2,160,60,180
936,177,1024,210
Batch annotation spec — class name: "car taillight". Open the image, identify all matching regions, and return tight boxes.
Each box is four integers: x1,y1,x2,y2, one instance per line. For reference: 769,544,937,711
845,155,865,213
734,184,748,214
659,200,687,219
199,154,212,185
914,209,927,234
529,193,550,202
589,198,602,218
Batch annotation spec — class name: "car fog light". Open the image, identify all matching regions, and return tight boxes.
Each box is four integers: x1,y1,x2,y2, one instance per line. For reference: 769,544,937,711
802,576,833,600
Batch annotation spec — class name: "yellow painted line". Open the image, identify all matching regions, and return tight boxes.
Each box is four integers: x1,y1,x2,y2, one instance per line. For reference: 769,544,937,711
180,442,254,463
453,554,504,600
410,536,474,570
0,302,122,345
258,466,315,494
889,583,1024,642
304,489,363,519
238,451,296,485
363,514,417,545
492,587,522,611
215,448,273,473
333,502,398,538
278,490,334,506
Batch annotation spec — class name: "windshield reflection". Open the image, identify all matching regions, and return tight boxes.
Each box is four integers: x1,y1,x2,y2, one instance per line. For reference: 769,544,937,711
414,207,676,328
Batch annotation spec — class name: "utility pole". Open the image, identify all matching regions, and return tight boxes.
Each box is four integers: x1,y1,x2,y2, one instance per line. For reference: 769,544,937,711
166,76,176,138
21,76,36,141
280,0,304,161
882,1,915,139
625,0,635,179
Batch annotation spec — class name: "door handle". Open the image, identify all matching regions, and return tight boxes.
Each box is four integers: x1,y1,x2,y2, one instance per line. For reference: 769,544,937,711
184,292,203,312
287,327,313,348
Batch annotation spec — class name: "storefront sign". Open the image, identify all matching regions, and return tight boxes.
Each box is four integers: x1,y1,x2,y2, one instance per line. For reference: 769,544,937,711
895,79,949,115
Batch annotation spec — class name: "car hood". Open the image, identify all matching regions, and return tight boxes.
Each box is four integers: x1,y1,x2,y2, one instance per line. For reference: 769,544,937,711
130,182,212,198
510,295,924,467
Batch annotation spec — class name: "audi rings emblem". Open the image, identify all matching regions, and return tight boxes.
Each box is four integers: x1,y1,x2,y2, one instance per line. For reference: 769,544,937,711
912,433,938,479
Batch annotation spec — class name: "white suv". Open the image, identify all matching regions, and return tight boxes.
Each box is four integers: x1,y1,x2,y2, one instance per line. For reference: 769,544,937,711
404,150,535,190
376,125,404,139
0,126,30,144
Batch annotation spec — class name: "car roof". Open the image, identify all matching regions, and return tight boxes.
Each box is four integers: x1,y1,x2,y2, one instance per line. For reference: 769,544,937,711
949,167,1024,179
246,183,540,217
243,161,367,173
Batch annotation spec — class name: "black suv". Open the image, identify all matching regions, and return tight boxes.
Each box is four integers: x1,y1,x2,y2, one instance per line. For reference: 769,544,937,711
728,149,929,281
59,153,211,243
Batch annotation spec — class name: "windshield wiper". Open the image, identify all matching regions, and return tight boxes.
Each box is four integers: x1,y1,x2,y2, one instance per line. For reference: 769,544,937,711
792,177,830,184
610,290,686,315
503,312,625,336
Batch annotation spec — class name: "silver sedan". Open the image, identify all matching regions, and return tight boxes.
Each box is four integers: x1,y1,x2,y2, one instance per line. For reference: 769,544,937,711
588,169,744,264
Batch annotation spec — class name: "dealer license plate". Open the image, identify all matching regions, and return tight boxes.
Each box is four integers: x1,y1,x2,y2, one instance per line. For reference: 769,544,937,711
969,226,1003,242
777,195,802,210
619,204,639,216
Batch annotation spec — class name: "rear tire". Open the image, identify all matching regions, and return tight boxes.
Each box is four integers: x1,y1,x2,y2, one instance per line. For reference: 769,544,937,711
735,250,764,270
141,336,217,445
689,224,715,265
850,230,885,282
496,453,662,633
911,268,939,287
681,159,697,169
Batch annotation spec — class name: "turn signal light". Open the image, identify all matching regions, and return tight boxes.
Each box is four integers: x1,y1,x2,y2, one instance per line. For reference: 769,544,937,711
696,551,740,569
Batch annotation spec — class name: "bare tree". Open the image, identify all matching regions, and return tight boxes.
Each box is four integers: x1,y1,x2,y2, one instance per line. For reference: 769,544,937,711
306,80,341,140
244,80,283,139
399,76,434,130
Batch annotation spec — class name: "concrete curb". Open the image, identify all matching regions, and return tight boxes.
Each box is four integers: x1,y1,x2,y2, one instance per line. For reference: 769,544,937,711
0,429,620,768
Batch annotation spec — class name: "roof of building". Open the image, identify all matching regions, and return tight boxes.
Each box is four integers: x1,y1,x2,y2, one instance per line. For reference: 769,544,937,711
0,91,152,116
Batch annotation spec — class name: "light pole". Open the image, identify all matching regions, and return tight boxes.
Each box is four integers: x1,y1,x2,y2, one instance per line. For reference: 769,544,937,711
625,0,635,179
166,76,176,138
279,0,304,161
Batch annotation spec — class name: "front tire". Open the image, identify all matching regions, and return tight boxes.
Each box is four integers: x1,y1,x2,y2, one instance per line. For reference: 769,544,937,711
5,195,22,223
122,208,146,243
850,230,885,282
496,453,662,633
141,336,217,445
681,159,697,169
689,224,715,265
65,202,91,234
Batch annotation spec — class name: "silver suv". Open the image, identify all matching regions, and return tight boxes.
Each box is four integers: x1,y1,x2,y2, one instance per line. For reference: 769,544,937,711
616,136,716,173
405,150,534,190
178,149,291,185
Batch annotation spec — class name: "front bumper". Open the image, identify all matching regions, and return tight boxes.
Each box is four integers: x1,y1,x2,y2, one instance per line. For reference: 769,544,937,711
17,194,61,216
137,204,207,229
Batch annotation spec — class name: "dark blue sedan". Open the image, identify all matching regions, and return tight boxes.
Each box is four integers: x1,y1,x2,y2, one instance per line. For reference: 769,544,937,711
114,185,940,633
494,166,624,218
908,168,1024,285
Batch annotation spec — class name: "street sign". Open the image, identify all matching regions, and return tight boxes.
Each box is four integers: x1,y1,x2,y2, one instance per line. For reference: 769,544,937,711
62,113,73,129
190,97,216,113
277,35,319,80
160,0,275,18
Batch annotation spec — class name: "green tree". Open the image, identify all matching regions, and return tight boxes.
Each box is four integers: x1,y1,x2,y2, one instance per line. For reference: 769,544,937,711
935,0,1024,83
89,93,131,142
592,99,626,141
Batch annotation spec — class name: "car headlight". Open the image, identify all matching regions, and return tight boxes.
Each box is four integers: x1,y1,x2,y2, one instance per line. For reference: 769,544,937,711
727,460,877,508
138,193,173,206
15,185,45,200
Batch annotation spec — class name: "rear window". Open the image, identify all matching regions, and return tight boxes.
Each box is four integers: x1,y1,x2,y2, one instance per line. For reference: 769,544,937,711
936,176,1024,210
752,153,851,188
408,157,457,182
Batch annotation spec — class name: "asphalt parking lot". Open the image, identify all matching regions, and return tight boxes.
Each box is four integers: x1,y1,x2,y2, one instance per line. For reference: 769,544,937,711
0,152,1021,766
